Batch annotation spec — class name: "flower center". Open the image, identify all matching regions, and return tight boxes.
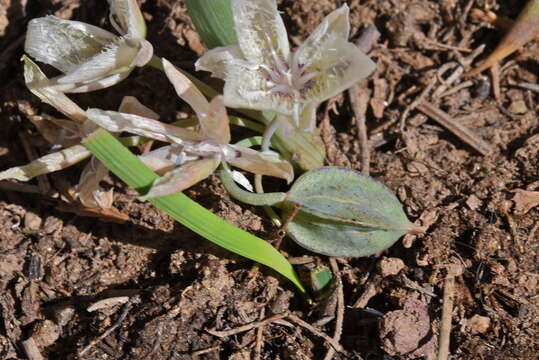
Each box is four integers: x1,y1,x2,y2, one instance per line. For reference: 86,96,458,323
260,51,318,99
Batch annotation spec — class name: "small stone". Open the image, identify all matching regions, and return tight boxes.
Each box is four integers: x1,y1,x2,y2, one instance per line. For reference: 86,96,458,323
52,304,75,327
379,257,405,277
466,195,482,211
31,320,60,348
468,314,490,334
23,212,42,233
507,99,527,114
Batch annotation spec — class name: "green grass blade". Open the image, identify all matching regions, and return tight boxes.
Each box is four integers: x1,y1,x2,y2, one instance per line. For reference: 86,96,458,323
83,129,307,294
185,0,237,48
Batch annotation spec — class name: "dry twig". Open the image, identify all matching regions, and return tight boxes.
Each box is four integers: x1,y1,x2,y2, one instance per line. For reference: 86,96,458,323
322,259,345,360
191,345,221,359
79,296,140,357
206,312,288,338
287,313,345,353
22,337,44,360
437,276,455,360
416,102,493,155
349,87,372,176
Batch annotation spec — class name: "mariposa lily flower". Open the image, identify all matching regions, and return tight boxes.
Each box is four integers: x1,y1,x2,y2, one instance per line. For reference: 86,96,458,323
195,0,375,132
87,58,294,199
0,56,140,210
24,0,152,93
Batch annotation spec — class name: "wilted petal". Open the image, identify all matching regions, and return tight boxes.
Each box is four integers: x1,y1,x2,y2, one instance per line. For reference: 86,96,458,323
0,145,91,181
231,170,253,192
64,72,130,93
298,35,375,103
78,158,113,209
25,16,116,73
232,0,290,64
140,157,220,199
27,115,80,146
225,145,293,183
44,37,149,92
195,45,244,79
162,58,210,117
139,144,200,174
199,96,230,145
108,0,146,38
86,108,203,143
22,55,86,123
119,96,159,119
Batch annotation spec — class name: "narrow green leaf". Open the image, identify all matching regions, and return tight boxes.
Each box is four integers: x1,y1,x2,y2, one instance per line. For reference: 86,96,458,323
185,0,237,48
83,129,306,294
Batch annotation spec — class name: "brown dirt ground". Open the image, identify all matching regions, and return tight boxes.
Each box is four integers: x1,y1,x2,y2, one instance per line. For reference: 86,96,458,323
0,0,538,359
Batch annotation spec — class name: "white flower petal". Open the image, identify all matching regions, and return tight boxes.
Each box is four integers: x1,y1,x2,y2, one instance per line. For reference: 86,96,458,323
119,96,159,119
300,35,375,103
225,144,293,183
0,145,90,181
294,5,350,67
108,0,147,38
195,45,244,79
86,108,203,144
140,157,220,200
297,102,318,133
232,0,290,64
22,55,86,123
162,58,210,117
25,15,116,73
231,170,253,192
223,65,291,115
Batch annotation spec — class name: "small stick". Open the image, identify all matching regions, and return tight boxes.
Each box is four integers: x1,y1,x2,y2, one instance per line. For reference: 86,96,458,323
437,276,455,360
400,77,438,131
253,308,265,360
322,259,345,360
517,82,539,93
490,63,501,103
191,345,220,359
416,102,493,155
79,296,139,357
287,313,345,353
439,80,475,98
349,86,372,176
0,181,43,194
206,312,288,338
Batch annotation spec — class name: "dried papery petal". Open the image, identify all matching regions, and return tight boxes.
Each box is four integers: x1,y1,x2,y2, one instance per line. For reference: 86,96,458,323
140,157,220,199
44,37,144,92
86,108,203,143
108,0,147,38
0,145,91,181
162,58,210,117
22,56,86,123
195,45,244,79
297,102,317,133
78,158,113,209
27,115,80,146
25,16,116,73
119,96,160,119
225,144,293,183
139,144,202,174
65,72,130,93
232,0,290,64
199,96,230,145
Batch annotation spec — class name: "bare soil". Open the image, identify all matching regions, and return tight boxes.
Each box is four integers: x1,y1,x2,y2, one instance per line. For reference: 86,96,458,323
0,0,537,359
